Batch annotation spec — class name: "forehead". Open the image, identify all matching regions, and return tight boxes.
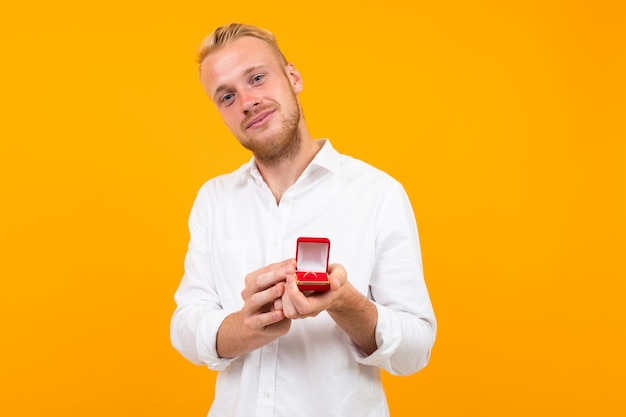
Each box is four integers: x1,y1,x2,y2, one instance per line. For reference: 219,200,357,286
200,37,283,93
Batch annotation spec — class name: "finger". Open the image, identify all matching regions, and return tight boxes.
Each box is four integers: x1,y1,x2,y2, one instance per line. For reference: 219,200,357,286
242,259,296,300
243,308,286,331
244,283,285,316
283,274,321,318
262,316,292,337
273,297,283,312
273,283,285,311
247,259,295,284
327,264,347,291
281,278,297,318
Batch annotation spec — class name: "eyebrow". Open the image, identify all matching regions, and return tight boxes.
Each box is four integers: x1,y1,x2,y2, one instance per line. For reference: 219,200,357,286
212,64,270,103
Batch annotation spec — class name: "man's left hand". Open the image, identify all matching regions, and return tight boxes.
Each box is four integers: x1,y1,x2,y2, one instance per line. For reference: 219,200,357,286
281,263,349,319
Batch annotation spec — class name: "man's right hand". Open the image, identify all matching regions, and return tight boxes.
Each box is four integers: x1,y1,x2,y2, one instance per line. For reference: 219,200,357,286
216,259,296,358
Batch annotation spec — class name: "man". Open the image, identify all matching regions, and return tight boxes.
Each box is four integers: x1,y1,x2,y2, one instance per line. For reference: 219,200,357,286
170,23,436,417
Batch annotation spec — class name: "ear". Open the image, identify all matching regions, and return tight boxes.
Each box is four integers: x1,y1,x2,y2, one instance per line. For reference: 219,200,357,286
286,63,303,94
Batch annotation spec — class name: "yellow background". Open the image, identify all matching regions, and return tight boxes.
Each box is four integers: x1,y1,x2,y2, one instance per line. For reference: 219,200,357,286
1,1,625,415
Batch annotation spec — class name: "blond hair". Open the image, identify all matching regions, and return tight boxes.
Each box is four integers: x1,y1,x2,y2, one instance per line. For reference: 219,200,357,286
197,23,288,67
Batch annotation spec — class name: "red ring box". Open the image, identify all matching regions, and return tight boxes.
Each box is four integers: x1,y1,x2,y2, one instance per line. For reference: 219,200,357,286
295,237,330,292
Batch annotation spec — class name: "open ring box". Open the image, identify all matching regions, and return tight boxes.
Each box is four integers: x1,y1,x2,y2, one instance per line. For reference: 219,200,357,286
295,237,330,292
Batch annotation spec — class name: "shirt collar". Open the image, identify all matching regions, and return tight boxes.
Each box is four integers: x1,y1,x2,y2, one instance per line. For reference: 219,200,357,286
309,139,341,173
246,138,340,183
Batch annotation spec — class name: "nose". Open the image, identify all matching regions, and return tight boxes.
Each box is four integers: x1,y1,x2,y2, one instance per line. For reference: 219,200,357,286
241,90,260,114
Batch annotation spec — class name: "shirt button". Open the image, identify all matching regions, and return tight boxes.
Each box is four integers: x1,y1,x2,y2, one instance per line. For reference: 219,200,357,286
264,391,271,397
271,240,279,247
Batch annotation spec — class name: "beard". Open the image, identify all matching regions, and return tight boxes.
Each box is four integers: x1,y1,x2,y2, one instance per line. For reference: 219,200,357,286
236,96,302,167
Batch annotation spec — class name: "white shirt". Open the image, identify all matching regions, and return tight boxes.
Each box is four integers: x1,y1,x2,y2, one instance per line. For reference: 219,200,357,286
171,140,436,417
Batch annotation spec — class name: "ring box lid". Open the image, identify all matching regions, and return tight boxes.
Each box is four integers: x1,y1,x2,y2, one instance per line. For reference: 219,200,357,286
296,237,330,276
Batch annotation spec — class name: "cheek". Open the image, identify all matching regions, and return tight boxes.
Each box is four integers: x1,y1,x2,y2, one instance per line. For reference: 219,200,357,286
219,109,241,128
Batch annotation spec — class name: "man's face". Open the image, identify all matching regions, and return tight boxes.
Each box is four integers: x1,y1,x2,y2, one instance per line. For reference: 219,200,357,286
199,36,303,164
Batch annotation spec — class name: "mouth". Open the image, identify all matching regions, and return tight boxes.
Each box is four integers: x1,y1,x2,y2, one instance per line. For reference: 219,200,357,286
245,109,275,129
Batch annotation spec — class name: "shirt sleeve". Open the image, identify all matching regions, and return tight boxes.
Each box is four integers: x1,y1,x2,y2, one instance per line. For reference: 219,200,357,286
169,187,237,370
353,184,437,376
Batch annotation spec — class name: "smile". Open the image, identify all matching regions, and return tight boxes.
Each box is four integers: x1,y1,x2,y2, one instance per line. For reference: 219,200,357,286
245,110,275,129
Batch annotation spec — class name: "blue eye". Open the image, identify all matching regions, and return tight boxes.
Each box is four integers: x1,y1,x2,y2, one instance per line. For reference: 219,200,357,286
253,74,265,83
222,93,234,103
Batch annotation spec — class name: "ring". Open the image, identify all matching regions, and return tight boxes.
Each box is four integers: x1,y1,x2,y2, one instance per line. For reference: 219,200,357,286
303,271,317,279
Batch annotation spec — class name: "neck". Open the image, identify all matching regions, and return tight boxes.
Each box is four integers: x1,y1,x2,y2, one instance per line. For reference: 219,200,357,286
255,131,322,204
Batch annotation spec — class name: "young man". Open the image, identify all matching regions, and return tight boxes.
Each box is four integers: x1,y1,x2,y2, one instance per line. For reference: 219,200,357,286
171,23,436,417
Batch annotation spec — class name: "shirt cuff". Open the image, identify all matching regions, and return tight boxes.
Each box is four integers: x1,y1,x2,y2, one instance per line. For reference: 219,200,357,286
350,302,401,369
196,309,238,371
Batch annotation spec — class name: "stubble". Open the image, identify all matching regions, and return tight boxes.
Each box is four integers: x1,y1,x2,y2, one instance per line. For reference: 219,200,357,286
238,100,302,167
